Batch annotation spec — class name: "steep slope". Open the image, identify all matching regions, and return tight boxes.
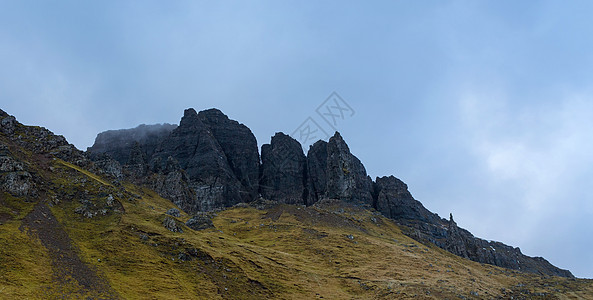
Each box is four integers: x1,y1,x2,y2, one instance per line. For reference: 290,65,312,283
374,176,574,278
0,108,592,299
86,107,575,278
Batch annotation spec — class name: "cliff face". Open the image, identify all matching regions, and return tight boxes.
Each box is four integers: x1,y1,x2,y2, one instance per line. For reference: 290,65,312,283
197,109,260,203
325,132,374,205
259,132,307,205
87,123,176,164
374,175,573,278
84,107,573,278
151,108,243,212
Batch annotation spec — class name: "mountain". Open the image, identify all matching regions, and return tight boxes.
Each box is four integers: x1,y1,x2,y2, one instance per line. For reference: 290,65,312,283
87,108,573,278
1,107,591,299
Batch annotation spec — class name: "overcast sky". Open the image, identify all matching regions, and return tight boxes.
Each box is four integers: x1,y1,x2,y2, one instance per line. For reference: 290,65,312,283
2,1,593,278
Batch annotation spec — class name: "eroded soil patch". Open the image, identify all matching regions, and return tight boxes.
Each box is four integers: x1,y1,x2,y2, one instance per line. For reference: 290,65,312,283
20,202,118,299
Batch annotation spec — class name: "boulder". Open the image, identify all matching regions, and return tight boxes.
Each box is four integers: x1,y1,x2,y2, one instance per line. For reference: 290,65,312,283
166,208,181,218
185,213,215,231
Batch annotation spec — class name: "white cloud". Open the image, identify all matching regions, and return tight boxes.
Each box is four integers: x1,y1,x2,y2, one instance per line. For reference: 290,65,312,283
457,86,593,273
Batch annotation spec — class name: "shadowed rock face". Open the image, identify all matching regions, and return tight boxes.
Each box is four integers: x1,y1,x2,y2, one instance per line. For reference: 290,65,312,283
88,108,260,212
87,123,176,164
197,109,260,202
326,132,373,205
84,107,574,278
374,176,441,224
374,175,574,278
152,108,243,212
260,132,307,205
306,140,328,205
306,134,374,206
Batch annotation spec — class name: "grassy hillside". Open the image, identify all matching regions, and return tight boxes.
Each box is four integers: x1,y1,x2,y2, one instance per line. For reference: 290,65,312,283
0,122,591,300
0,155,591,299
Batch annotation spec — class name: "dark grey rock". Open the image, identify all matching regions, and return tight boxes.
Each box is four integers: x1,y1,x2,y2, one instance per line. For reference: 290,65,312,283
124,142,149,178
87,123,176,164
306,133,373,206
185,213,215,231
92,154,123,180
374,175,440,223
166,208,181,218
198,109,260,203
325,132,373,205
378,176,575,278
260,132,307,205
306,140,328,205
0,115,16,135
150,157,195,211
152,108,242,212
163,216,183,233
0,143,34,197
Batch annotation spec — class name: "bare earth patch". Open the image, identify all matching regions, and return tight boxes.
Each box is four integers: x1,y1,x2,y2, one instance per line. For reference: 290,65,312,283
20,201,119,299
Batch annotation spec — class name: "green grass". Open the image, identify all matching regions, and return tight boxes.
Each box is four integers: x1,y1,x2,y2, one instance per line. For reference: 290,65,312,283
1,152,592,299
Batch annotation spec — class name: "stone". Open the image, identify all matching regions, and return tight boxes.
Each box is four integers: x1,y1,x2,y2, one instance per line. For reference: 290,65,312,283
124,142,149,178
151,108,243,212
377,174,575,277
260,132,308,205
185,213,215,231
0,143,34,197
198,108,260,203
0,115,16,135
87,123,176,164
150,157,195,212
92,154,123,180
306,140,328,205
373,175,440,223
325,132,373,205
163,216,183,233
166,208,181,218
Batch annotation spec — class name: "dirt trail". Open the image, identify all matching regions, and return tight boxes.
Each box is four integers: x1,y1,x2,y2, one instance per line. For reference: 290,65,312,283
20,202,119,299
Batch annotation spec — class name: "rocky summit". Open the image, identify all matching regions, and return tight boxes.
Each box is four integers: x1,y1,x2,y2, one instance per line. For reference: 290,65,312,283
86,107,573,279
1,107,589,299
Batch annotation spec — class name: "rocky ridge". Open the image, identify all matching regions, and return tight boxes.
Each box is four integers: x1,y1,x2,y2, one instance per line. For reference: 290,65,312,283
79,107,573,278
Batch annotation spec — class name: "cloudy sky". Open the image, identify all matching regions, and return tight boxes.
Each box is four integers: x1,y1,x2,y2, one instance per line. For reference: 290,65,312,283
2,1,593,278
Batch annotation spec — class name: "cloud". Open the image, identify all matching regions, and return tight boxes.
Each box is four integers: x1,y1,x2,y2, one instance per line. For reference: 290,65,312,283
458,85,593,276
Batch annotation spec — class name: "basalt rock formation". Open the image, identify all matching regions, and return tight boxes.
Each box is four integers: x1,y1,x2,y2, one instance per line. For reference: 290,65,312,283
85,107,574,278
197,108,260,203
87,123,176,164
260,132,308,205
325,132,374,205
374,175,573,277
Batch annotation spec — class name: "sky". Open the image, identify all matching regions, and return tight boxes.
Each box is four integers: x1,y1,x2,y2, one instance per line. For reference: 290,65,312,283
1,1,593,278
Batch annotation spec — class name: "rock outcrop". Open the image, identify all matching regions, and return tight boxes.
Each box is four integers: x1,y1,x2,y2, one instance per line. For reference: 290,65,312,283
88,108,260,213
0,144,34,197
260,132,308,204
325,132,373,205
197,109,260,202
374,176,441,223
87,123,176,164
306,140,328,205
84,107,574,278
150,156,194,211
374,175,573,278
305,132,373,205
151,108,242,212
